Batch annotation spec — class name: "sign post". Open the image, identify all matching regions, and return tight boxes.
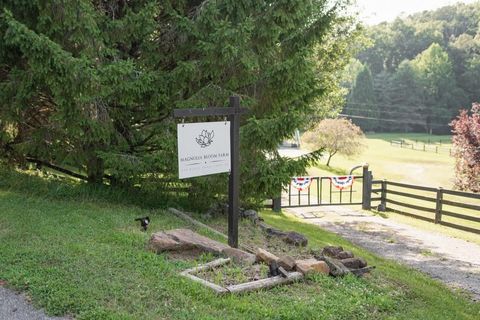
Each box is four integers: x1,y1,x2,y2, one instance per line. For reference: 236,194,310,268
174,96,247,248
228,96,241,248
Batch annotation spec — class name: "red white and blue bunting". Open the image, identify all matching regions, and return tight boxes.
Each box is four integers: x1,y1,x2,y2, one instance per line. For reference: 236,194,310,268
330,176,355,190
291,177,313,191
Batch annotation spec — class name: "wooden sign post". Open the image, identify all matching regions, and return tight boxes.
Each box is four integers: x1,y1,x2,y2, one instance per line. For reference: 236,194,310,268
174,96,247,248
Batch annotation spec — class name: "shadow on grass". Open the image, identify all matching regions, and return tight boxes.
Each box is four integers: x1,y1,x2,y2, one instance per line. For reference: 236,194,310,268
315,164,348,176
0,166,188,210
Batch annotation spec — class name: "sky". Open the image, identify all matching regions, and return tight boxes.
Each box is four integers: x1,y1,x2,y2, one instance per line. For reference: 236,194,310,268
357,0,479,25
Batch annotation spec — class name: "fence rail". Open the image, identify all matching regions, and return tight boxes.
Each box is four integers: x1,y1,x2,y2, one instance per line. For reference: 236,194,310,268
371,180,480,234
390,140,452,155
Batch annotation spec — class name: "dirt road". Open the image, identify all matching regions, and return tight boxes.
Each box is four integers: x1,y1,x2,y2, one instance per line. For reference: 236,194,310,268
287,206,480,301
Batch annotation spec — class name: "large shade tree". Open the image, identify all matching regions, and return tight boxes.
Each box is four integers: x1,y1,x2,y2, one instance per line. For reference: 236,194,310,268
0,0,359,207
302,118,365,167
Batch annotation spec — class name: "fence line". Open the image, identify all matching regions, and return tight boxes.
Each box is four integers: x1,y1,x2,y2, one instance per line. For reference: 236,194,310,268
390,140,452,155
371,180,480,234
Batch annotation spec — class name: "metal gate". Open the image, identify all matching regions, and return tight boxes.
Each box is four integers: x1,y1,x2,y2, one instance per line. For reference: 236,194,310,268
282,175,363,208
270,165,373,211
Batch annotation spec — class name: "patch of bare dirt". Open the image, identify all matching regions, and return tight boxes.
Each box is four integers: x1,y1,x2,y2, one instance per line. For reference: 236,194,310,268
196,263,270,287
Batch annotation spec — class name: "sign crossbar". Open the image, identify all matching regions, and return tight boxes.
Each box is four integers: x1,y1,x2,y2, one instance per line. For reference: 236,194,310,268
174,106,248,118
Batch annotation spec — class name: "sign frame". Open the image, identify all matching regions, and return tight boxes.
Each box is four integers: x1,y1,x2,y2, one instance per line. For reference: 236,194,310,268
177,121,231,179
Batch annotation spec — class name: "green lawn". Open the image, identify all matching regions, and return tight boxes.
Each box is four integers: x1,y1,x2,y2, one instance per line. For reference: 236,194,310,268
1,168,479,319
307,133,454,188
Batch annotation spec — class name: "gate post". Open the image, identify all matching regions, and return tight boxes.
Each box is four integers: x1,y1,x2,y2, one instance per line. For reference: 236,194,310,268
362,164,372,210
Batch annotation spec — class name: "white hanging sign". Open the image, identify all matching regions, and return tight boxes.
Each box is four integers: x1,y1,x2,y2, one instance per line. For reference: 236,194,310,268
177,121,231,179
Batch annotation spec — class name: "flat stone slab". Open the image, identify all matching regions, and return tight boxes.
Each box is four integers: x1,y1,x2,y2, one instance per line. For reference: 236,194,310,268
149,229,229,254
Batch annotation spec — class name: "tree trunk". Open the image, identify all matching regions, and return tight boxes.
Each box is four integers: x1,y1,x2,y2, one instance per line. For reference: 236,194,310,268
326,153,335,167
87,154,104,184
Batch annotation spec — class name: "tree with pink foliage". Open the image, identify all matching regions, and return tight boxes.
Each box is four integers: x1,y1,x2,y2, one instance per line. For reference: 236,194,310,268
450,103,480,192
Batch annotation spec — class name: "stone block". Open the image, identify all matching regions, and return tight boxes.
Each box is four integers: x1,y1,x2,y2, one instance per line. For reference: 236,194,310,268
295,259,330,275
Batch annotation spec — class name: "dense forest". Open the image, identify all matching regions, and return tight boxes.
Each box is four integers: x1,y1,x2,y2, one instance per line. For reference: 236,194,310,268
344,2,480,134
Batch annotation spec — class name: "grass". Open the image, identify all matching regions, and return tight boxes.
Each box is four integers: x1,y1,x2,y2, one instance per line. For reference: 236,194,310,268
306,133,454,188
0,168,479,319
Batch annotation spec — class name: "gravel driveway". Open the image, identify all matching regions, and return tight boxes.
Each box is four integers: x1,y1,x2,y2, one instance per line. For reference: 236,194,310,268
287,206,480,301
0,286,69,320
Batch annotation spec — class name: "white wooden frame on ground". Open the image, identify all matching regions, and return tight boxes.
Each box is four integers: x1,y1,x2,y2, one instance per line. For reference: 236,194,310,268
180,258,304,294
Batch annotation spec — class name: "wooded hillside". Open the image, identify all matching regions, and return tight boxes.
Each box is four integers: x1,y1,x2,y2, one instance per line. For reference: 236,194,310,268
344,2,480,134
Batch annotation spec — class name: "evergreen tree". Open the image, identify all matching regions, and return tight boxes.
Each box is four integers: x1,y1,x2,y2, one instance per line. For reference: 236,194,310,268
373,70,393,131
411,43,457,133
389,60,425,132
0,1,358,208
347,65,378,131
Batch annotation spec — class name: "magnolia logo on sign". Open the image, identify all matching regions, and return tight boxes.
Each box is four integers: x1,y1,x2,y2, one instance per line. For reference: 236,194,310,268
196,130,215,148
177,121,230,179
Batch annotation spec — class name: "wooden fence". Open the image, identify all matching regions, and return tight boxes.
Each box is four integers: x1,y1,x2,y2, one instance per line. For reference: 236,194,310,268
390,140,452,155
371,180,480,234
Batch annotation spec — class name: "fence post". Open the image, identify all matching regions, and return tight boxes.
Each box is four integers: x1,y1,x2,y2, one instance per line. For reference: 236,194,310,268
380,179,387,211
362,164,372,210
435,187,443,224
